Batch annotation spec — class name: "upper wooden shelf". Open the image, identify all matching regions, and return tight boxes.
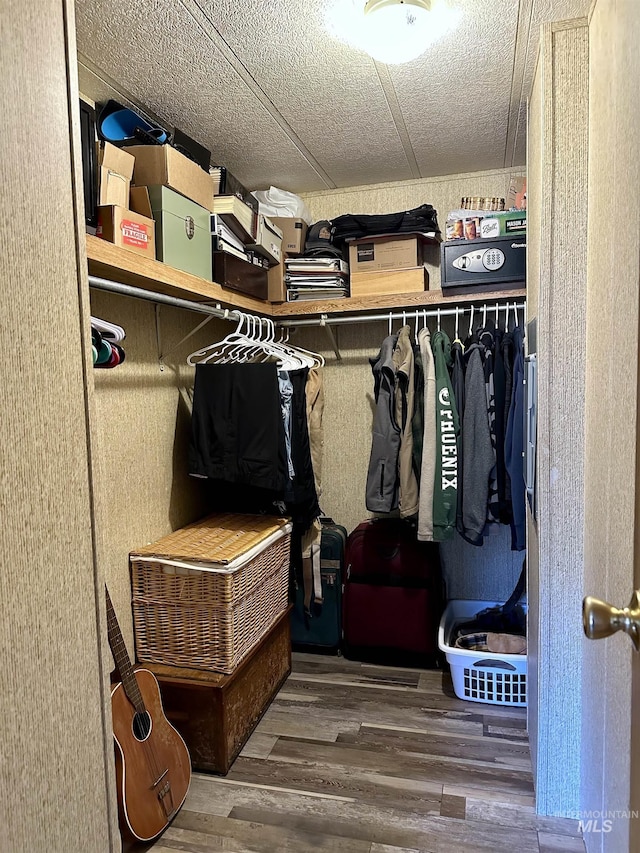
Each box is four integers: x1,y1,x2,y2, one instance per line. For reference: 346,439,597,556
86,236,526,320
270,286,527,318
86,235,270,315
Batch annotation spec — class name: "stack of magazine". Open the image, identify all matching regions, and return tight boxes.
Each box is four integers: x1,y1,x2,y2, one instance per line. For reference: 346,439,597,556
285,257,349,301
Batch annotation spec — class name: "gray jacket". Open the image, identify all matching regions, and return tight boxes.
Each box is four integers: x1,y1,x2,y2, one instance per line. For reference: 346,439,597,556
459,343,493,544
366,334,400,513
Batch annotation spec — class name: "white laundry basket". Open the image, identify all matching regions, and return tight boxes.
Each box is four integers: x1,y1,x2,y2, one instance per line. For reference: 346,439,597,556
438,600,527,707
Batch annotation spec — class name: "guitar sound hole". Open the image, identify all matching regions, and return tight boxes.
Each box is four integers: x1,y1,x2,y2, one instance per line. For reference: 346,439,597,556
132,711,152,741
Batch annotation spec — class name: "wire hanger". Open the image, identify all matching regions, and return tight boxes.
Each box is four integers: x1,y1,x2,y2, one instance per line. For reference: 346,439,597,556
437,307,441,332
468,304,475,338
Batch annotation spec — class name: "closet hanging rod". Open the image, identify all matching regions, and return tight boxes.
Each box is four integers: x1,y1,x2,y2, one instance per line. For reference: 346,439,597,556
87,275,267,322
278,299,526,328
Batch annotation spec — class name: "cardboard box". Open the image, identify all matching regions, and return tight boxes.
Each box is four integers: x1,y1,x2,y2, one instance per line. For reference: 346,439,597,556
147,185,212,280
267,263,286,302
97,142,135,209
269,217,308,256
123,145,213,212
96,187,155,260
507,176,527,210
350,266,428,298
349,235,426,274
249,215,283,265
479,210,527,239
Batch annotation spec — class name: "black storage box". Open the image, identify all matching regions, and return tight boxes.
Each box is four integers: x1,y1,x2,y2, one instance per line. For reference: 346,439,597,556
213,251,268,300
441,234,526,290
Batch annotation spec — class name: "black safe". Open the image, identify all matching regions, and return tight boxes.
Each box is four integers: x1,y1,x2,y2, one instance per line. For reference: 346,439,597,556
441,234,526,290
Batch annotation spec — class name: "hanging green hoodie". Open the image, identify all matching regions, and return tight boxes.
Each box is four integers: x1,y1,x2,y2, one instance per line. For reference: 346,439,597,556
431,329,460,541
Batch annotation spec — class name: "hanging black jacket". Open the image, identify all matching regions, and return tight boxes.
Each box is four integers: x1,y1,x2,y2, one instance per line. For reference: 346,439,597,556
506,327,526,551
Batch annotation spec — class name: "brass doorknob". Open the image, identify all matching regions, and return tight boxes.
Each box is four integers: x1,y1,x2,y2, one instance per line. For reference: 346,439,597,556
583,591,640,651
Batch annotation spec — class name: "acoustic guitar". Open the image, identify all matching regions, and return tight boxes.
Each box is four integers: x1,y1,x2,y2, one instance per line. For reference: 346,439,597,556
105,586,191,842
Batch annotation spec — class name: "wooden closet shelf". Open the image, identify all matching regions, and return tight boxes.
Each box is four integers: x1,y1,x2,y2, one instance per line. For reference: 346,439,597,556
86,236,525,320
270,286,527,318
86,235,270,315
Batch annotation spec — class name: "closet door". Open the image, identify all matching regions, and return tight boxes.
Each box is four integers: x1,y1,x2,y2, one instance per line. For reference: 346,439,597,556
582,2,640,851
0,2,116,851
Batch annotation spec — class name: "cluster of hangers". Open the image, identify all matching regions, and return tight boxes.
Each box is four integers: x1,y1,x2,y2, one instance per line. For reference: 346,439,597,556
388,301,525,341
187,311,325,370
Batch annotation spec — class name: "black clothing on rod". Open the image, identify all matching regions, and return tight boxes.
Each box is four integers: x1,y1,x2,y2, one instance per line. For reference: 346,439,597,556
188,362,287,491
286,368,321,529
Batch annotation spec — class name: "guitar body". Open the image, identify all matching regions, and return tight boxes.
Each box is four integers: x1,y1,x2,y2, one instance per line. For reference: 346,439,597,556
111,668,191,842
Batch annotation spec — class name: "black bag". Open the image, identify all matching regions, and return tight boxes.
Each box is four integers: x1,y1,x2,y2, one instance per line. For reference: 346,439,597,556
331,204,441,246
455,559,527,638
290,518,347,654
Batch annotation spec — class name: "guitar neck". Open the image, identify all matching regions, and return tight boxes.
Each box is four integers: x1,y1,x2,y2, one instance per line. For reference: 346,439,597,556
105,586,145,713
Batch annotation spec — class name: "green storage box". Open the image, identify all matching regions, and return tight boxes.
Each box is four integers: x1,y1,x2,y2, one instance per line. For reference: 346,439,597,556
147,185,212,280
479,210,527,239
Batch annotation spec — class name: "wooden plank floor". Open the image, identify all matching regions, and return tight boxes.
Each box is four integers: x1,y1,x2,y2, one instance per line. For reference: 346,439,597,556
137,653,585,853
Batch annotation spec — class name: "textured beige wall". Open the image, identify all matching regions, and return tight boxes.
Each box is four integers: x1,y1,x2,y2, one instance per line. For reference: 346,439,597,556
0,2,114,850
527,19,589,816
301,167,524,292
582,1,640,850
90,292,229,656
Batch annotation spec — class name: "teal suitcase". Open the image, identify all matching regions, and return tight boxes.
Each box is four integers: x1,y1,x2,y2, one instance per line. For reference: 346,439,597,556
291,518,346,654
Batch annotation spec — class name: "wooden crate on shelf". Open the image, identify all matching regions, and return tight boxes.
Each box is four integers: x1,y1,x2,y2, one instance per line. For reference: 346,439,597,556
349,266,428,298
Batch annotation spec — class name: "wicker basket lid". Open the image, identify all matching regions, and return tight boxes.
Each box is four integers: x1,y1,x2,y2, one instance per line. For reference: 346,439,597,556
130,513,291,566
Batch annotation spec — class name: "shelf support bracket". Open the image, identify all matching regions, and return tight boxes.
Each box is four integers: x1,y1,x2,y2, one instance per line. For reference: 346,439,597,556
320,314,342,362
156,304,221,370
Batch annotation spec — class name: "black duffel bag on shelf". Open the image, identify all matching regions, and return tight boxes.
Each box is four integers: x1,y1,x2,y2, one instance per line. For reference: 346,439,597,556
331,203,441,246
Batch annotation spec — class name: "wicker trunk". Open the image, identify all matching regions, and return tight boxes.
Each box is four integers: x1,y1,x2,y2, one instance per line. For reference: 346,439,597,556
130,513,291,673
144,607,291,774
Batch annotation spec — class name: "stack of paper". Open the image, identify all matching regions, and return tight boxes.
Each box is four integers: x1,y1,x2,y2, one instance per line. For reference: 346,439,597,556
285,257,349,301
211,214,250,261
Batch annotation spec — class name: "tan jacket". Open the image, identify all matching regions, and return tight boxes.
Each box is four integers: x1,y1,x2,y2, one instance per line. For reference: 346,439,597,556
393,326,419,518
305,366,325,499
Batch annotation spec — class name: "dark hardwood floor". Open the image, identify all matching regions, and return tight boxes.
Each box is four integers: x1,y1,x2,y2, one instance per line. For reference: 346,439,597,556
138,653,584,853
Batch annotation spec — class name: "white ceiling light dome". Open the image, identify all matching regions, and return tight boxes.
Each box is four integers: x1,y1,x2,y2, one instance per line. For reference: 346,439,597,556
324,0,461,67
363,0,432,64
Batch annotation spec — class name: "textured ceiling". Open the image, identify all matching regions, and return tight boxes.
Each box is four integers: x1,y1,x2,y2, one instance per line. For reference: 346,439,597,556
75,0,589,193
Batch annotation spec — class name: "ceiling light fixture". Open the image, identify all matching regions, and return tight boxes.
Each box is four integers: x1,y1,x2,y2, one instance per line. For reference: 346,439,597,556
324,0,460,67
363,0,432,64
